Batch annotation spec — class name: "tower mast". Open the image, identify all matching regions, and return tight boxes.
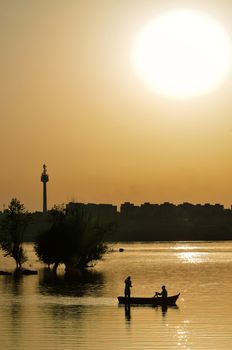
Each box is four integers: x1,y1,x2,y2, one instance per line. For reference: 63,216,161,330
41,164,49,213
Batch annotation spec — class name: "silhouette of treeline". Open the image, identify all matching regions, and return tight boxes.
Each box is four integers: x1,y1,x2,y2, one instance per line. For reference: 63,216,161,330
1,201,232,241
0,199,111,272
66,202,232,240
118,202,232,241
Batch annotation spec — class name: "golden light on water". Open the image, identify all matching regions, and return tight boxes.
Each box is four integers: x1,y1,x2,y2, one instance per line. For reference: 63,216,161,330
177,251,207,263
132,10,232,99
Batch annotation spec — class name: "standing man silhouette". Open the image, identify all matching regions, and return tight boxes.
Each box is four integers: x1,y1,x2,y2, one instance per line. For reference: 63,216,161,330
124,276,132,302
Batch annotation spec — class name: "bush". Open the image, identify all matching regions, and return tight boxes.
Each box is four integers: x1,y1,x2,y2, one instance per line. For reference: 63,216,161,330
34,206,112,273
0,198,29,268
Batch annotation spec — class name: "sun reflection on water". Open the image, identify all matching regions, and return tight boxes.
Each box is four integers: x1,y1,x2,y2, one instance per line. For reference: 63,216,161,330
176,251,208,263
175,325,190,349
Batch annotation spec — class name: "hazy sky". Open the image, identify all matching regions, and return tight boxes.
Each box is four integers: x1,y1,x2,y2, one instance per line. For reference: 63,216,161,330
1,0,232,211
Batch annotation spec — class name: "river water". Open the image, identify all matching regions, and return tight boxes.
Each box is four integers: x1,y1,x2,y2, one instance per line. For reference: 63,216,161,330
1,241,232,350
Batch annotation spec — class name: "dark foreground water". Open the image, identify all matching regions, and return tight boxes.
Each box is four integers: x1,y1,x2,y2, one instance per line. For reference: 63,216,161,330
1,242,232,350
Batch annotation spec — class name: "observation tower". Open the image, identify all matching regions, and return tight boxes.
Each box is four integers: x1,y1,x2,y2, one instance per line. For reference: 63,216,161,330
41,164,49,213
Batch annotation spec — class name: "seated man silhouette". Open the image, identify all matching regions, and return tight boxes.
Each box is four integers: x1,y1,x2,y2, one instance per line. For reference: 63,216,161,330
155,285,168,298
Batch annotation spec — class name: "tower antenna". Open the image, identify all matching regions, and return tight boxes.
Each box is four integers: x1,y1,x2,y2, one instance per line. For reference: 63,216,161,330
41,164,49,213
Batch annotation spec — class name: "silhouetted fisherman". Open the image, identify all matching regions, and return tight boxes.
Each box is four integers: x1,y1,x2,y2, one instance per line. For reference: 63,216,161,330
124,276,132,303
155,285,168,298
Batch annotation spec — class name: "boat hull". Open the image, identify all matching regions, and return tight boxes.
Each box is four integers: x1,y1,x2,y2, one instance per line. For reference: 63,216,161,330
118,293,180,305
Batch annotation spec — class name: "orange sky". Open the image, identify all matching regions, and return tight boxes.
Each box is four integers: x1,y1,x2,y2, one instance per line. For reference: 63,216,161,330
1,0,232,212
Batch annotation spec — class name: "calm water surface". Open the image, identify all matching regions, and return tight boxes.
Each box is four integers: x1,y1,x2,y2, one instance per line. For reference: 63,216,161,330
1,241,232,350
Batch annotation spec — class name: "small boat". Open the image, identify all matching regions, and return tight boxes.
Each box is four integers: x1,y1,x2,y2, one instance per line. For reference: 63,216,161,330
118,293,180,305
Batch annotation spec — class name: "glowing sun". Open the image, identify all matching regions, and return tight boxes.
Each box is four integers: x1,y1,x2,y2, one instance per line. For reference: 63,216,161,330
132,10,232,99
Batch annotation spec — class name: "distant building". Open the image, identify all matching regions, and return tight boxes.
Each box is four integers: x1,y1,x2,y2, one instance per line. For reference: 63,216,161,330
66,202,117,223
120,202,138,214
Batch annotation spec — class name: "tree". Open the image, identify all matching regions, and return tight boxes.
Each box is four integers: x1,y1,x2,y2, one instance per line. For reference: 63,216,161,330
34,206,113,273
0,198,29,268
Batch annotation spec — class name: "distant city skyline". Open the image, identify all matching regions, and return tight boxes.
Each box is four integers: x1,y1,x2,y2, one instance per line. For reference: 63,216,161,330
1,1,232,212
2,164,232,212
1,158,232,212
